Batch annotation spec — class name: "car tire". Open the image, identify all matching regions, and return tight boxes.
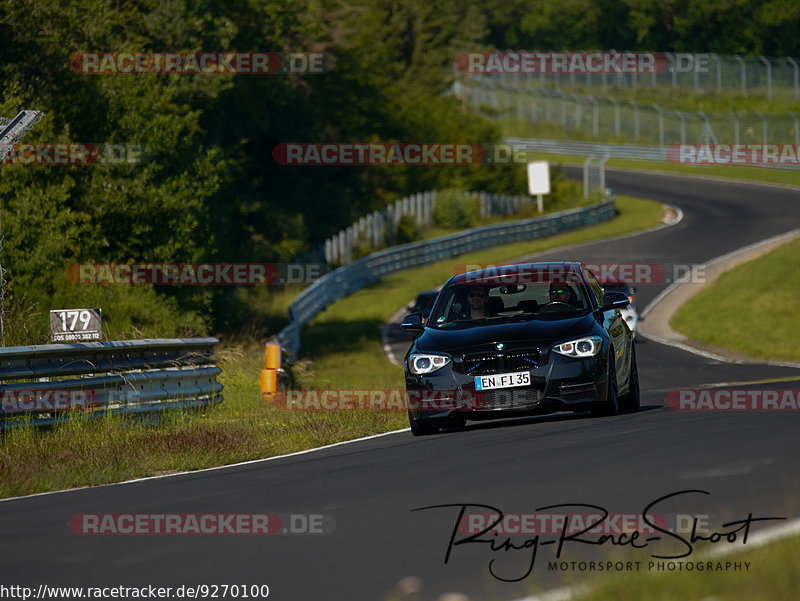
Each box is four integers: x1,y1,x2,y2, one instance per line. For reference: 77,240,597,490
408,410,438,436
619,345,641,411
593,353,619,417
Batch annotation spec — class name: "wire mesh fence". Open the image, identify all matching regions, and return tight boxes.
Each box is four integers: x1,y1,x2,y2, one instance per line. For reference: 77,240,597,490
460,79,800,146
469,52,800,101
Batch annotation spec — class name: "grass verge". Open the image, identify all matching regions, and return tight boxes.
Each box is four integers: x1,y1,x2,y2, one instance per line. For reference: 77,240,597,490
671,237,800,363
0,194,663,499
559,534,800,601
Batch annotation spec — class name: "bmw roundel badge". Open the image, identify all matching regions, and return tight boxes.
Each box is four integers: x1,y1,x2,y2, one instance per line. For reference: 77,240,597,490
496,343,505,350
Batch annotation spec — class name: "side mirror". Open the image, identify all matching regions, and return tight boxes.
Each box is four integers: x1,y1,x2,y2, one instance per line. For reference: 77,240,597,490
601,291,630,311
401,312,425,332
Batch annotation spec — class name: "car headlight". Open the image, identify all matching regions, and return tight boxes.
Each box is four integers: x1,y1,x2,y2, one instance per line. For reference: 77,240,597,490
408,353,451,375
552,336,603,358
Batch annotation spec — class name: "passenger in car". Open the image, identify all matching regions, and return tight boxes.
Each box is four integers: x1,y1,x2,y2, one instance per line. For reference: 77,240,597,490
451,286,499,320
466,286,490,319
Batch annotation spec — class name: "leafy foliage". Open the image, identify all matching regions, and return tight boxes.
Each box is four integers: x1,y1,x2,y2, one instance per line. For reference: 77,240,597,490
432,189,481,229
0,0,797,340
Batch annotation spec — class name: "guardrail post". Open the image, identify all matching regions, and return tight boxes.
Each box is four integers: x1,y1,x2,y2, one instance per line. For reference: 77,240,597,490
514,83,524,120
586,95,598,137
664,52,677,88
709,53,722,93
540,86,553,121
788,58,799,102
570,93,582,130
556,90,567,130
756,111,768,144
674,109,686,144
758,56,772,101
735,55,746,95
789,112,799,146
625,99,640,139
730,111,740,145
605,96,620,137
583,156,594,199
653,104,664,145
599,155,610,197
697,110,717,144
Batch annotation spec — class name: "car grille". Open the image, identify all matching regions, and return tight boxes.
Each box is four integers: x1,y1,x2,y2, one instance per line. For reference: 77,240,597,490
478,385,544,410
462,348,540,375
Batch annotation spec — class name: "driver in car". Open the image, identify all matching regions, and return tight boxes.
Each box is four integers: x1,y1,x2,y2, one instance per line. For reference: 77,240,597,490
548,284,577,307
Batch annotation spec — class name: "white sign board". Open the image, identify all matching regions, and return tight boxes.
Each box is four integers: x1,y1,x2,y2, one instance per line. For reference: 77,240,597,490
527,161,550,195
50,309,103,342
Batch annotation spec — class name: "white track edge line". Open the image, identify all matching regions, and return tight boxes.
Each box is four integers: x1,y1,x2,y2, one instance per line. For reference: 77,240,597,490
639,228,800,368
0,428,411,504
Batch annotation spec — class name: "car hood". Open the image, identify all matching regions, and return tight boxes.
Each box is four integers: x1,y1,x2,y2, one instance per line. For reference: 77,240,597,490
416,312,598,354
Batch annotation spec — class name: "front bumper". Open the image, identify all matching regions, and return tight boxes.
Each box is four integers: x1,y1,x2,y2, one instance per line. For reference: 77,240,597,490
405,351,609,422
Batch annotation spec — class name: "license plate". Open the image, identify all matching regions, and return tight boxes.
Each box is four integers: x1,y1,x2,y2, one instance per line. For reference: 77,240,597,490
474,371,531,391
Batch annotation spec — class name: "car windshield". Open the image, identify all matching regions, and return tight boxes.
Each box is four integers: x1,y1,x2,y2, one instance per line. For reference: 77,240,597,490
429,279,592,327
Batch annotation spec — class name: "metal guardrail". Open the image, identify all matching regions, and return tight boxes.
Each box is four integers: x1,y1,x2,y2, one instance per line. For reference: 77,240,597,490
274,200,616,355
0,338,223,429
502,136,800,171
503,137,667,161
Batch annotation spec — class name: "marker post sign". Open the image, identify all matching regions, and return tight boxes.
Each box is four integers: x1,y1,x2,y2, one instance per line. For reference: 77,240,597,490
50,309,102,342
527,161,550,213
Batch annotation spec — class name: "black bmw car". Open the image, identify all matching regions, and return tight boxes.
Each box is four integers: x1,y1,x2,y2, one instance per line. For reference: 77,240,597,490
401,262,639,435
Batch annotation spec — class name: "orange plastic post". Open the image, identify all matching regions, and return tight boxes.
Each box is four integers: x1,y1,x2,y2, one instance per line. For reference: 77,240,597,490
260,369,277,395
260,344,281,400
265,344,281,370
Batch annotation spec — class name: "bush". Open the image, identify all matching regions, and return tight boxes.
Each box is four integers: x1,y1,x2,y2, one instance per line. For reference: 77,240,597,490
394,214,420,244
2,277,208,346
433,189,482,229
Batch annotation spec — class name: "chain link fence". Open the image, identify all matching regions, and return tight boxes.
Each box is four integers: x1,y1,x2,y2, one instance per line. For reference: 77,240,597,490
460,79,800,146
479,52,799,101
